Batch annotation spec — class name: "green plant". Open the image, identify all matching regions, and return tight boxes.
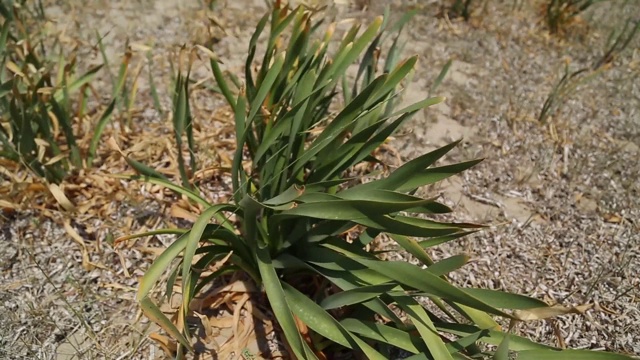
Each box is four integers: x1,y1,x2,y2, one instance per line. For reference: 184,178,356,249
539,18,639,123
171,57,196,190
450,0,474,21
0,1,113,183
545,0,607,34
121,3,635,359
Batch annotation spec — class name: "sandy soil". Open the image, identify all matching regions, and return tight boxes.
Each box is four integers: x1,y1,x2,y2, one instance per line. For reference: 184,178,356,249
1,0,639,359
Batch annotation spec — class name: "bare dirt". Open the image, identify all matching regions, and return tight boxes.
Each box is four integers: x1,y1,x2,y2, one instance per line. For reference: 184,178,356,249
1,0,639,359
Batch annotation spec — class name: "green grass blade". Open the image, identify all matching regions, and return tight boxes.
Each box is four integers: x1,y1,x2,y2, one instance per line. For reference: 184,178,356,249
308,111,410,182
232,89,248,201
95,30,115,90
49,98,81,168
416,231,478,249
330,17,383,88
366,56,417,107
340,319,425,354
394,295,454,360
256,246,313,359
387,139,461,180
113,50,130,100
437,323,554,351
454,304,501,331
245,13,270,99
388,233,436,267
53,65,103,103
283,282,387,359
137,232,189,300
284,252,404,325
359,154,482,194
462,288,548,309
382,8,416,38
0,79,11,98
353,215,470,238
336,189,427,203
210,57,236,110
282,10,310,73
262,184,305,206
494,331,510,360
390,95,445,117
399,354,430,360
446,331,486,357
109,174,212,209
252,75,323,165
341,139,466,194
426,255,469,276
337,23,360,53
282,282,353,349
0,4,12,21
247,51,285,125
140,297,192,350
123,156,169,181
291,75,388,175
352,31,381,97
147,51,163,116
281,197,444,220
351,336,387,360
349,257,513,318
430,59,453,95
325,111,420,180
320,283,396,310
181,204,239,306
172,74,191,188
87,99,116,165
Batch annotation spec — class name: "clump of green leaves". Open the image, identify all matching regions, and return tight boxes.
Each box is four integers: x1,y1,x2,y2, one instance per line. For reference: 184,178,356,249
0,1,112,183
123,2,636,359
545,0,607,34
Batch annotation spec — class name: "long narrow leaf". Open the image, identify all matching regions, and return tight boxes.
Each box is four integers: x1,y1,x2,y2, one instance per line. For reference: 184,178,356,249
395,295,454,360
341,319,426,354
348,257,514,318
53,65,103,103
256,247,313,359
436,323,554,351
281,197,444,220
109,174,213,210
282,283,354,348
463,288,548,310
140,297,192,350
181,204,239,310
88,99,116,165
137,232,190,300
247,52,285,125
320,283,397,310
